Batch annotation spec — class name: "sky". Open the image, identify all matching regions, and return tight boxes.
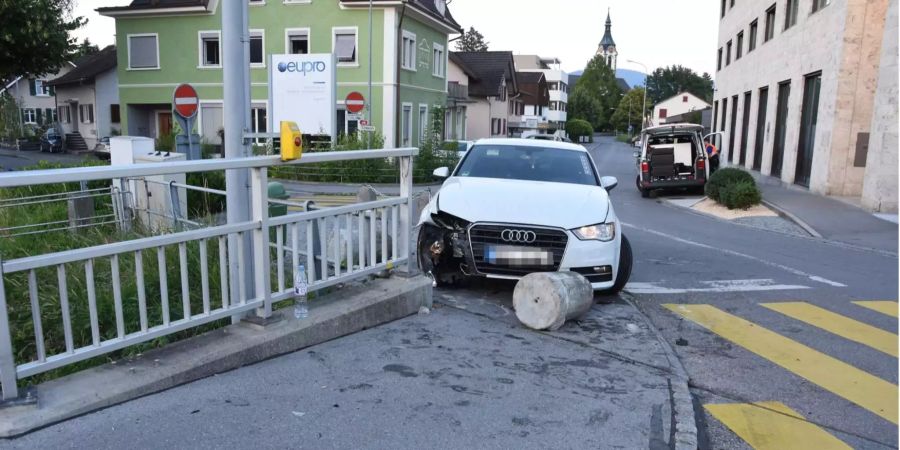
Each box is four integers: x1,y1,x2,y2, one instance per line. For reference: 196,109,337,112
73,0,719,76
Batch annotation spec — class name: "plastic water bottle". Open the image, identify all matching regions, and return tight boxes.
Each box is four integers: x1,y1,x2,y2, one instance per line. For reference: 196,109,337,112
294,264,309,319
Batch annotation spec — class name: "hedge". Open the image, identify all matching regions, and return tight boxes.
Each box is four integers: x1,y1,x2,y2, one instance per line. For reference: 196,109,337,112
706,167,755,203
720,180,762,210
566,119,594,143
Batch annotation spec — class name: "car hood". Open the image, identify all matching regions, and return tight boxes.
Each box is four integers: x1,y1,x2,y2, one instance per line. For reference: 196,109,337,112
435,177,610,229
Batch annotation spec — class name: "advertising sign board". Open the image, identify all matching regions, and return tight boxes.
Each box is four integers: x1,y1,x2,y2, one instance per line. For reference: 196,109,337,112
270,54,336,139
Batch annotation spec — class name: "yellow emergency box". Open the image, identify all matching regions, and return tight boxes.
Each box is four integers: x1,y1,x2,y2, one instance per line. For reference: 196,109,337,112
280,121,302,161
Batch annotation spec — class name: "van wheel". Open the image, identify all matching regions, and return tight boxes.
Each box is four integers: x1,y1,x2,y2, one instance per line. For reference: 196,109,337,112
636,176,650,198
603,235,633,294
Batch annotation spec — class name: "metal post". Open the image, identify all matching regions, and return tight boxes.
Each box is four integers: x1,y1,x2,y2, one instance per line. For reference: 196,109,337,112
249,167,273,319
368,0,373,148
0,257,19,401
398,155,414,273
223,0,254,319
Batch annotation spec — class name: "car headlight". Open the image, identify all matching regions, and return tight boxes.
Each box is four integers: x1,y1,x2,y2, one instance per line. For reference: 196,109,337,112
572,223,616,241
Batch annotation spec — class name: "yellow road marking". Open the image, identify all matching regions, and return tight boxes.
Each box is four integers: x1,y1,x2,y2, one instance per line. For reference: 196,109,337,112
763,302,898,357
705,401,851,450
664,304,898,424
853,301,899,318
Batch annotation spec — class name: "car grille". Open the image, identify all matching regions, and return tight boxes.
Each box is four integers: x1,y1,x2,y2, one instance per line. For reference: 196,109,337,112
468,224,568,277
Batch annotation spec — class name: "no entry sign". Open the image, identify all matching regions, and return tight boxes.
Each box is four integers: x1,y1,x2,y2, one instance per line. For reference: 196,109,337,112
345,91,365,114
173,84,199,119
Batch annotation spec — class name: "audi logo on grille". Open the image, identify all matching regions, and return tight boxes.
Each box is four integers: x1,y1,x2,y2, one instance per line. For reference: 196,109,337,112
501,229,537,244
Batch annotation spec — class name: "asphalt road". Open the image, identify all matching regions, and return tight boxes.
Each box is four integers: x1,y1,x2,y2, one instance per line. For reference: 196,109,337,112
0,147,98,171
587,136,899,449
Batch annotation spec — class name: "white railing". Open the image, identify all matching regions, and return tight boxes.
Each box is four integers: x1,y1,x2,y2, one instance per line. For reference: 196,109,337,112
0,148,417,400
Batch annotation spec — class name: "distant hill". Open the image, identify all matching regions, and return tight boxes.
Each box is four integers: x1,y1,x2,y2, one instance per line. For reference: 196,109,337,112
568,68,647,89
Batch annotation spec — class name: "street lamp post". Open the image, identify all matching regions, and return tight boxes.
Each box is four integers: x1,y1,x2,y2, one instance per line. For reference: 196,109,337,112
627,59,649,129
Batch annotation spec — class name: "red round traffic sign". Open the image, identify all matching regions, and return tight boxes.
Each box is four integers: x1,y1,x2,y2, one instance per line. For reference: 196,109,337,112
173,84,199,118
345,91,365,114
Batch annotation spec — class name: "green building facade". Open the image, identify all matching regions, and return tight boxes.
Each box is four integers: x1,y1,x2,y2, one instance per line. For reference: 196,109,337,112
99,0,461,149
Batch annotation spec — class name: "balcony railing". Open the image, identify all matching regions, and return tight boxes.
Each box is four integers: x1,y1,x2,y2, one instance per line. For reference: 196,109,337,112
448,82,469,101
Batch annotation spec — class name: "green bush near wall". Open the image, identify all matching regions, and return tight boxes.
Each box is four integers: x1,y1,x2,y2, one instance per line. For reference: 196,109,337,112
705,168,761,210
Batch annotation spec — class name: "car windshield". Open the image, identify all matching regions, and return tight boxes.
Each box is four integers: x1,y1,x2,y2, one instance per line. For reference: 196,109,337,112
456,144,598,186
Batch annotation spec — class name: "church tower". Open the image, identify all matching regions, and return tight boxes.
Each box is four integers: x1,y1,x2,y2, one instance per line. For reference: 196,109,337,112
596,9,618,71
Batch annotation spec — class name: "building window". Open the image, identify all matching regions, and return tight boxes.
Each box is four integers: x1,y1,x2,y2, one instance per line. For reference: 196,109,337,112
250,30,265,66
720,0,726,18
31,79,51,96
333,28,357,65
79,104,94,124
248,0,264,4
717,48,723,71
250,106,267,144
418,105,428,143
22,108,36,124
110,104,121,123
336,108,359,137
199,31,221,67
726,40,732,65
785,0,798,29
286,29,309,54
683,96,689,103
58,105,71,124
748,20,758,52
764,5,777,42
128,34,159,69
659,108,668,119
736,32,744,59
432,43,445,77
401,31,416,71
402,104,412,146
812,0,831,13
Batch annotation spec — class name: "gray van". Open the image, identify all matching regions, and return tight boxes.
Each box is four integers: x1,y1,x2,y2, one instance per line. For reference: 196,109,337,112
634,124,719,198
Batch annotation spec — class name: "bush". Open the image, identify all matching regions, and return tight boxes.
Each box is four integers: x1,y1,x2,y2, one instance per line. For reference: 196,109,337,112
566,119,594,143
706,167,755,202
720,180,762,210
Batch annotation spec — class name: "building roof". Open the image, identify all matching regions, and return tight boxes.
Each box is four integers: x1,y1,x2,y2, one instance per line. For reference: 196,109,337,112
655,91,712,108
516,72,544,84
48,46,117,87
449,52,479,80
335,1,462,32
451,51,518,98
98,0,209,15
515,72,548,106
600,11,616,50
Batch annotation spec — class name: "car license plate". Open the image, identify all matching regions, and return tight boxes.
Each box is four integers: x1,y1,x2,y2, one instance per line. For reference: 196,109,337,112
484,245,554,266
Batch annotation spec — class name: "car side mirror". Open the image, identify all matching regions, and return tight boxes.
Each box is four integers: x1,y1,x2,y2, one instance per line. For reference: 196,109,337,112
601,176,618,192
433,167,450,179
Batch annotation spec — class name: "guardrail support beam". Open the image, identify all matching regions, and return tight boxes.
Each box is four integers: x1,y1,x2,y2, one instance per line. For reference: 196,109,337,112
398,155,416,275
0,258,19,401
250,167,274,321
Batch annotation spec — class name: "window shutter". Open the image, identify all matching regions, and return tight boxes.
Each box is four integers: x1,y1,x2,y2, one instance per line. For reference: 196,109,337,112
36,108,43,124
46,108,52,123
21,109,26,123
28,79,36,96
49,86,55,96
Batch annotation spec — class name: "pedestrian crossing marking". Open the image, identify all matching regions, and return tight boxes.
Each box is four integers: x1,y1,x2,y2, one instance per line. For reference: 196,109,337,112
705,401,851,450
664,304,898,424
762,302,898,357
852,301,899,319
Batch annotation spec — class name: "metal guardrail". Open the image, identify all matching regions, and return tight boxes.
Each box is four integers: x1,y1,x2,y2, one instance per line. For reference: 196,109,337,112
0,148,418,400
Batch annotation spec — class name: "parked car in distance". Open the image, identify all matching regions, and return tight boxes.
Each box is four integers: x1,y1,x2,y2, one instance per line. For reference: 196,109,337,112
40,129,63,153
442,140,473,159
94,137,111,159
635,124,712,198
525,134,563,142
418,138,632,292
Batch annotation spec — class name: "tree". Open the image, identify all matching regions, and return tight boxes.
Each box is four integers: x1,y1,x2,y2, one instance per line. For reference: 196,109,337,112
644,65,714,105
70,38,100,60
455,27,489,52
567,55,622,131
0,0,85,79
611,87,650,134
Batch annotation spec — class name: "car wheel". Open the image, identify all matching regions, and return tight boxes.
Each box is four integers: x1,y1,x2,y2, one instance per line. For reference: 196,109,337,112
603,235,632,295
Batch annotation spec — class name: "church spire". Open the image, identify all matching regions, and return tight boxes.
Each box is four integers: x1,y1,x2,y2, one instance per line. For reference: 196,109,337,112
600,9,616,49
597,8,618,71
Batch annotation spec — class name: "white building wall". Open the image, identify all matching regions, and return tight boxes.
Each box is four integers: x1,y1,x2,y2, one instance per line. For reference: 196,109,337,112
715,0,888,199
653,93,711,125
95,69,122,140
56,84,99,147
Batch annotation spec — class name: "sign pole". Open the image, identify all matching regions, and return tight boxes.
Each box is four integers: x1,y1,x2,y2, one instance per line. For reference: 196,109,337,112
368,0,373,148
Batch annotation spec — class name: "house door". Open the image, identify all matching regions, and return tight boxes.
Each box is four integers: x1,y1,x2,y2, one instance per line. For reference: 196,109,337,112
158,112,173,137
771,81,791,178
795,73,821,188
753,87,768,171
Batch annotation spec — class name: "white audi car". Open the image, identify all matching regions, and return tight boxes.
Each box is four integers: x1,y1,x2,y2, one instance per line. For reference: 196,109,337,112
417,138,632,292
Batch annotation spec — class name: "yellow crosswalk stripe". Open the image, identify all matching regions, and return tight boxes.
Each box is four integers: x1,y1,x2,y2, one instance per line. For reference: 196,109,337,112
705,401,851,450
762,302,898,357
853,301,899,318
664,304,898,424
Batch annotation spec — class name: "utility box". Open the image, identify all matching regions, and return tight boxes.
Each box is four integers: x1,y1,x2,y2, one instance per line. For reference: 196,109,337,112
268,182,290,217
133,152,188,232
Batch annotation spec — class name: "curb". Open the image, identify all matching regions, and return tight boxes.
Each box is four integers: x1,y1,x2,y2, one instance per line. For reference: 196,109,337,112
761,199,823,239
0,276,432,438
620,292,697,450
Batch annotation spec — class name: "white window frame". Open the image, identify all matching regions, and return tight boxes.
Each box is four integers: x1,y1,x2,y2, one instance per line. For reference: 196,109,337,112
401,30,417,71
432,43,445,78
332,26,359,67
127,33,160,71
250,104,268,144
198,30,222,69
33,80,50,97
248,0,266,5
22,108,36,124
79,104,94,124
285,28,311,54
58,105,70,124
249,29,266,68
283,0,311,3
418,104,429,144
401,103,413,147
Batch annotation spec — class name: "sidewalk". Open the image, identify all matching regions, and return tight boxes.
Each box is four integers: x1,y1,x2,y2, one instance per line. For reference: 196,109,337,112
754,173,898,252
